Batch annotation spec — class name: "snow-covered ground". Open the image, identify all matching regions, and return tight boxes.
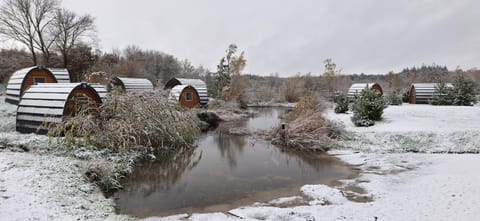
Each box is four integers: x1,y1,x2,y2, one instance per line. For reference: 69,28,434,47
326,104,480,153
2,96,480,220
144,104,480,221
0,97,130,221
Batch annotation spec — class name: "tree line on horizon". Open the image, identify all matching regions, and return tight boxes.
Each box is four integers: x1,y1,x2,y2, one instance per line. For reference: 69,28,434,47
0,0,478,104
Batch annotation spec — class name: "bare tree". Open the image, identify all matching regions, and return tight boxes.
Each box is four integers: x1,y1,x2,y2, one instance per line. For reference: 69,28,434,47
53,9,95,68
30,0,58,65
0,0,59,65
0,0,39,64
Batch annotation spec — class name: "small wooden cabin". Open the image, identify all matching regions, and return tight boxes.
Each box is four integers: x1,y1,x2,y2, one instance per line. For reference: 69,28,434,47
5,66,71,105
169,85,201,108
16,83,105,134
164,78,209,106
347,83,383,99
109,77,154,93
409,83,453,104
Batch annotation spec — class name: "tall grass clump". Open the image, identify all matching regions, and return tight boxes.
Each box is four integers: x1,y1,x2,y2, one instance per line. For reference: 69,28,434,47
49,90,200,151
271,95,343,151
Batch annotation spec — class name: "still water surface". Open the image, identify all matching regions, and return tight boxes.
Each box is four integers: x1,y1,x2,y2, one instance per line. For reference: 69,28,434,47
114,108,355,217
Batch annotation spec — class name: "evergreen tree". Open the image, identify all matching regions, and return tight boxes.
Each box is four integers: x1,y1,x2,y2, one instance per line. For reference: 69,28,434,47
351,88,386,127
451,72,477,106
334,93,349,113
432,82,454,105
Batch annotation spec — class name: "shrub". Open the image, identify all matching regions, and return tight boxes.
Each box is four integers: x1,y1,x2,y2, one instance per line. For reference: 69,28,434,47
281,75,306,102
50,91,200,151
387,90,403,105
286,95,326,121
334,93,349,113
432,82,454,105
451,74,477,106
351,89,386,127
402,90,410,103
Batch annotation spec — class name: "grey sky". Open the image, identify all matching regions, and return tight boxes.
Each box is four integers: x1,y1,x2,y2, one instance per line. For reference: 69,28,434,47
61,0,479,76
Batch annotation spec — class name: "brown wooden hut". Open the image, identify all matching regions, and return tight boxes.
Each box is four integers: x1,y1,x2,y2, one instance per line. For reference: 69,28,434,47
164,78,209,106
16,83,105,134
109,77,154,93
5,66,71,105
169,85,200,108
347,83,383,99
409,83,453,104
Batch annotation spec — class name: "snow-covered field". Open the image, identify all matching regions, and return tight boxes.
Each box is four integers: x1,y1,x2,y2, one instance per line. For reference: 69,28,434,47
326,104,480,153
2,97,480,221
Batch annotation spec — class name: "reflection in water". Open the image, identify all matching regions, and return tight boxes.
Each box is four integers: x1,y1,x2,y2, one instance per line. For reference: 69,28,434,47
114,107,355,217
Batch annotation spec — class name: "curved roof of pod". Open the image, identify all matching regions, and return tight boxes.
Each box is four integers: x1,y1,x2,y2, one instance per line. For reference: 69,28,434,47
164,77,209,105
110,77,154,93
5,66,71,105
16,82,104,134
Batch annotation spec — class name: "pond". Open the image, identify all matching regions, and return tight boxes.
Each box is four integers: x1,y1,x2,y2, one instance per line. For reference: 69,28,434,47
114,107,356,217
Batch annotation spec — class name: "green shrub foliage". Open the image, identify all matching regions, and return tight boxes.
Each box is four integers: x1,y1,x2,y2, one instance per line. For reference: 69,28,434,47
451,74,477,106
387,90,403,105
334,93,349,113
432,82,454,105
402,90,410,103
351,89,386,127
432,74,477,106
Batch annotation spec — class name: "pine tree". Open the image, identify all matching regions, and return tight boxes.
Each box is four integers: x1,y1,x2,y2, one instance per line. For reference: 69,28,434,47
451,72,477,106
432,82,454,105
351,88,386,127
334,93,349,113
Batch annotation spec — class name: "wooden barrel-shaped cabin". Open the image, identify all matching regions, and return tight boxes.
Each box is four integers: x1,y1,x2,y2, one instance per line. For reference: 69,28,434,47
347,83,383,99
16,83,105,134
169,85,201,108
5,66,71,105
164,78,209,106
409,83,453,104
109,77,154,93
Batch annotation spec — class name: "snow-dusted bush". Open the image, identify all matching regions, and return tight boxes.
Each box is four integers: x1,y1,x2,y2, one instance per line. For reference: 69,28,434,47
351,89,386,127
271,95,341,151
387,90,403,105
451,74,477,106
432,82,454,105
50,90,200,151
402,90,410,103
334,93,349,113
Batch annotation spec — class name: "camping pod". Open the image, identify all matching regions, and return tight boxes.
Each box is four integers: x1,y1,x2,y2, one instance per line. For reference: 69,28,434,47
164,78,209,106
109,77,154,93
16,83,105,134
169,85,201,108
5,66,71,105
347,83,383,99
409,83,453,104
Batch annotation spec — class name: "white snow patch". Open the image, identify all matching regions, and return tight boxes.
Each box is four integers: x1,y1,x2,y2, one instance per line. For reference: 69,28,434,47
326,104,480,153
300,184,347,205
0,151,130,221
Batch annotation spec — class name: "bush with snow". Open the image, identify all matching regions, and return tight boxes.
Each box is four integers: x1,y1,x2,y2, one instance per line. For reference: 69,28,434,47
433,74,477,106
50,90,200,151
334,93,349,113
432,82,454,105
451,74,477,106
386,90,403,105
351,89,386,127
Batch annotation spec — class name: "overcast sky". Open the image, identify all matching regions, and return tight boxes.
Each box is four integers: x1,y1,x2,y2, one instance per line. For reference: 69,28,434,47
59,0,479,76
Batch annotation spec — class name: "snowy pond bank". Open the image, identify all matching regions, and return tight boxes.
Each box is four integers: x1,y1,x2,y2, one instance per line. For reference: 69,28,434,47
144,104,480,221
